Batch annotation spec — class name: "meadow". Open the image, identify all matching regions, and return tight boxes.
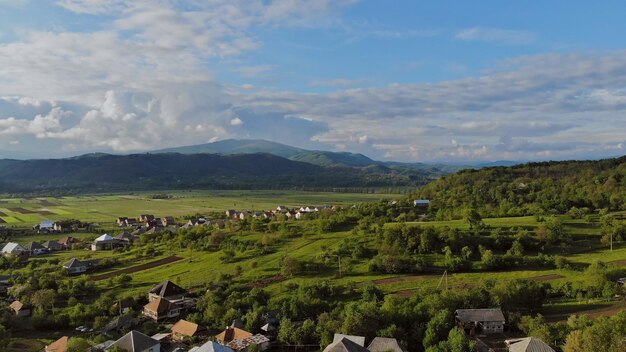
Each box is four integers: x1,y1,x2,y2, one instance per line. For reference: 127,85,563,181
0,190,401,226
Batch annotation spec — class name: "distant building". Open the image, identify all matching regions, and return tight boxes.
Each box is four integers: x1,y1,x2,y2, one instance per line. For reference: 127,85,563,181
25,242,47,256
42,240,63,251
505,337,555,352
9,300,31,317
143,298,181,321
45,336,69,352
106,330,160,352
1,242,26,256
413,199,430,207
63,258,88,274
323,337,368,352
171,319,208,342
367,337,403,352
215,327,253,345
189,341,235,352
455,308,505,335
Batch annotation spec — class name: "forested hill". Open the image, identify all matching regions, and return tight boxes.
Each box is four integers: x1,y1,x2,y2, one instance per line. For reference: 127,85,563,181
0,152,439,194
416,156,626,218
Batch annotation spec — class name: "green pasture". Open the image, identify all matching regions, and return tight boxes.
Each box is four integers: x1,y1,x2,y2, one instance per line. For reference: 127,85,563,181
0,190,400,226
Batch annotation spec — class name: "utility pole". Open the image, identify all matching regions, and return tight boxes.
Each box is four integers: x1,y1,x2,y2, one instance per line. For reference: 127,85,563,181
437,270,448,290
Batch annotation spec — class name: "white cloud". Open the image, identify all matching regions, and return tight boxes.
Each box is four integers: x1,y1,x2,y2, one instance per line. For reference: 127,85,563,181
456,27,537,45
230,117,244,126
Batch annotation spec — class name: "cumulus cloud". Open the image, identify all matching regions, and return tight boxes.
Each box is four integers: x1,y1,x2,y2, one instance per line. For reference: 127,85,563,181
0,1,625,162
230,117,244,126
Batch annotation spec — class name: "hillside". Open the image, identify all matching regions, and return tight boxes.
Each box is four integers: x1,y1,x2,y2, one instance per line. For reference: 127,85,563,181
154,139,307,158
0,152,438,193
416,156,626,218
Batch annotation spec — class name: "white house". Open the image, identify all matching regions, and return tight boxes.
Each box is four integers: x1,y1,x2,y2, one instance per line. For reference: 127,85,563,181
2,242,26,256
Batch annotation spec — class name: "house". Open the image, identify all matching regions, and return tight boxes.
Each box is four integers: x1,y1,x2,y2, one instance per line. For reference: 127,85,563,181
149,280,188,302
115,231,137,243
102,314,139,335
226,334,270,352
53,222,71,233
106,330,160,352
323,337,369,352
58,236,80,250
43,240,63,251
25,241,47,255
114,298,136,315
9,300,31,317
505,337,555,352
117,217,129,226
455,308,505,335
2,242,26,256
161,216,175,226
91,234,126,251
63,258,88,274
143,298,181,321
189,341,235,352
413,199,430,207
215,327,253,345
225,210,238,218
125,218,138,227
295,212,304,220
285,211,297,219
46,336,69,352
239,212,250,220
367,337,403,352
276,206,289,213
333,334,365,346
38,220,55,233
139,214,155,222
171,319,208,342
617,277,626,286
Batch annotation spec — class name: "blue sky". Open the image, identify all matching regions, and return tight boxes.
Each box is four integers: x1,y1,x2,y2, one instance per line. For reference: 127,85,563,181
0,1,625,162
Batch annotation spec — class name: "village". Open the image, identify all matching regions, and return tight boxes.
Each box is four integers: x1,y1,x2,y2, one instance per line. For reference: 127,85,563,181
0,197,603,352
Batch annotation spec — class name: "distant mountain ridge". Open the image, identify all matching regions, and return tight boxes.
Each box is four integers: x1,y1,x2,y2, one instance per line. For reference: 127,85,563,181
0,152,445,194
153,139,381,168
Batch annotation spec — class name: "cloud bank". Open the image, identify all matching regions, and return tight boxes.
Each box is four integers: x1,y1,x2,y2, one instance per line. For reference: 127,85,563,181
0,1,625,162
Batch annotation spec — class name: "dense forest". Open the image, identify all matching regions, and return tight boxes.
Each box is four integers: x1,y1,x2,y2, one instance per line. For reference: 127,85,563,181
0,153,444,194
416,156,626,219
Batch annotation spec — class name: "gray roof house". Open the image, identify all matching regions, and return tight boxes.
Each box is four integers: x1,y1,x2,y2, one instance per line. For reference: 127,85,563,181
333,334,366,346
42,240,63,251
106,330,160,352
324,338,369,352
189,341,235,352
2,242,26,255
455,308,505,335
505,337,555,352
25,242,46,255
367,337,403,352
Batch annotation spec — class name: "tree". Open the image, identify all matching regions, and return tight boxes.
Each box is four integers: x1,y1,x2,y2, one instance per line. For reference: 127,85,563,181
426,327,476,352
281,257,302,277
423,309,453,349
31,289,56,312
463,207,482,230
67,337,93,352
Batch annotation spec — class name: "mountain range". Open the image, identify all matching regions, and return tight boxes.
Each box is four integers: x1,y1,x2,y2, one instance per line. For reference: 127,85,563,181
0,140,455,194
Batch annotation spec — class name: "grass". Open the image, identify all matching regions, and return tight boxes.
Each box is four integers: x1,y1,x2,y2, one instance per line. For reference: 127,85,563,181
0,190,400,226
2,195,625,350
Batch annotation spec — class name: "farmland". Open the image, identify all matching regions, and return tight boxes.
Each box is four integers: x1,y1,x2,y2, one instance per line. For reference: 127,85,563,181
0,190,401,225
1,191,624,351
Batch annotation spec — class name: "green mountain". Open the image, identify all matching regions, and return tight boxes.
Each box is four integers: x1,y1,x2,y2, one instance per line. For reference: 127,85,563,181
154,139,306,158
0,152,440,194
416,156,626,218
154,139,379,167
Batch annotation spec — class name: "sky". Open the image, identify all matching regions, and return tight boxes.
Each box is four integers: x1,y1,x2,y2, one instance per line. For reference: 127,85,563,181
0,1,625,162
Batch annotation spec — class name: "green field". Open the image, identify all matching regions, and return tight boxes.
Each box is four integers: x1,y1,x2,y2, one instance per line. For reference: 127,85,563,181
0,190,400,226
